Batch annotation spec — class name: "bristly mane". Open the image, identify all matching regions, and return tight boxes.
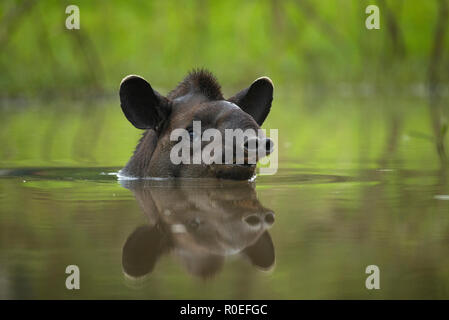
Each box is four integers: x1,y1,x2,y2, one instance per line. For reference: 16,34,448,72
168,69,224,101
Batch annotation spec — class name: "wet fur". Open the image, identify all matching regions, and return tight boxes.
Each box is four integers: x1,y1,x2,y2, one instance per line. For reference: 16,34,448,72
120,69,273,179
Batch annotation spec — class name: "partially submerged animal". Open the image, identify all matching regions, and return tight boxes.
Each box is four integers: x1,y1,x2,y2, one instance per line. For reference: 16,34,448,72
119,69,274,180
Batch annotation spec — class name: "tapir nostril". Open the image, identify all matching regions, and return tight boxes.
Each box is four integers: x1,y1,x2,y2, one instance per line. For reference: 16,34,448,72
244,215,261,226
243,137,259,151
264,212,275,225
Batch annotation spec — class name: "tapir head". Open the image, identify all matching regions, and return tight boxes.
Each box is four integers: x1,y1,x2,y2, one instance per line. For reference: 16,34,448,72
119,70,274,180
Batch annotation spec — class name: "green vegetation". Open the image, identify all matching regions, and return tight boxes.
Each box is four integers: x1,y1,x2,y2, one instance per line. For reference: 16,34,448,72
0,0,449,299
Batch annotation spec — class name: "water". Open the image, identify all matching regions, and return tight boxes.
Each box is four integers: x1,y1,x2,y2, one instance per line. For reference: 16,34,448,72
0,93,448,299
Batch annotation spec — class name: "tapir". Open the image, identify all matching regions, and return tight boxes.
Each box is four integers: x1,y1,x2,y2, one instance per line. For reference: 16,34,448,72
119,69,274,180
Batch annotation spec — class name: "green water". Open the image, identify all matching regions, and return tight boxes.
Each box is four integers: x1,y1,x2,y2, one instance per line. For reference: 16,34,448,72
0,92,448,299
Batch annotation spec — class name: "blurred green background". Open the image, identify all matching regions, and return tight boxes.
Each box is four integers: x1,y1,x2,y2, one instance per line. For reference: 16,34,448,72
0,0,448,168
1,0,449,299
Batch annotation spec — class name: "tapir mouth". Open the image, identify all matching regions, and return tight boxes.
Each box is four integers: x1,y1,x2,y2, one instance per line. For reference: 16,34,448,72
217,161,256,169
220,153,259,167
212,162,256,180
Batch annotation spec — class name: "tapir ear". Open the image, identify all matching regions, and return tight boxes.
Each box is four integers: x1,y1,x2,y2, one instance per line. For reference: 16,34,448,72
242,231,275,270
228,77,273,126
122,225,170,279
119,75,171,130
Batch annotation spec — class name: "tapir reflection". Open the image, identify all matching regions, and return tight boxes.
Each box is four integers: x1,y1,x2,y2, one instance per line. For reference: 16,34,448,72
121,181,275,279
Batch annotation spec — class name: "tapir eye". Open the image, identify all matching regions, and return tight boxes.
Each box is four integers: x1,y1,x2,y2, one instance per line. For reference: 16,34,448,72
187,128,200,142
188,217,201,230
